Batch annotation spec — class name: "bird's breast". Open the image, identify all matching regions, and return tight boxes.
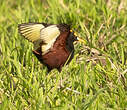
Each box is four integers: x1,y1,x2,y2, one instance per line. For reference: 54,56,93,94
42,47,70,68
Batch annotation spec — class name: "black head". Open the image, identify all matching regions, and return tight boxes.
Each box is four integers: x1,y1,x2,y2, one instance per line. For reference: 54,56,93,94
64,30,78,65
68,30,78,42
66,30,78,53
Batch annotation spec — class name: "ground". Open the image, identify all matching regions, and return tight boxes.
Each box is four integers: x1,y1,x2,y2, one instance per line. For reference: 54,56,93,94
0,0,127,109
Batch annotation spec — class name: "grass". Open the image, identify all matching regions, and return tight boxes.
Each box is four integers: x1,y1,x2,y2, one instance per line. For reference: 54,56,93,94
0,0,127,109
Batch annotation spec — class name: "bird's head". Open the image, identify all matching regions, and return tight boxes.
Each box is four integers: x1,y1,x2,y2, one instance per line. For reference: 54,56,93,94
69,30,86,44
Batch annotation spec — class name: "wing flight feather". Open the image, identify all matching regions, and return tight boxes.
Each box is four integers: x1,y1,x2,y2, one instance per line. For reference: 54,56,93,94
18,23,45,42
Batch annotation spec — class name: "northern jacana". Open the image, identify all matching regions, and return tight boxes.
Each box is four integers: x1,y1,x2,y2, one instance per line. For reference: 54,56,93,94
18,23,85,72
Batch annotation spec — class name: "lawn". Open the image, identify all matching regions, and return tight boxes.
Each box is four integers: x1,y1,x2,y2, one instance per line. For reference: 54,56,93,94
0,0,127,109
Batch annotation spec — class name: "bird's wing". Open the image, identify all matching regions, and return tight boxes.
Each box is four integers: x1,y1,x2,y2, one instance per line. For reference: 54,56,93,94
18,23,45,42
40,25,60,54
18,23,63,54
40,25,60,43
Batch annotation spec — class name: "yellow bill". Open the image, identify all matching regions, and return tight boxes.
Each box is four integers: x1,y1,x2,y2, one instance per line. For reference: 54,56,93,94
77,37,86,44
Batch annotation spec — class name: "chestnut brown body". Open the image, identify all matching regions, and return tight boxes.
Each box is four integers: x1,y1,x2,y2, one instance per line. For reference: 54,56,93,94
18,23,78,72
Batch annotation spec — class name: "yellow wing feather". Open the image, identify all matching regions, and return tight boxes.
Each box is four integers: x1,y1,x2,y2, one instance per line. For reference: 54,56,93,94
18,23,45,42
18,23,61,54
40,25,60,54
40,25,60,43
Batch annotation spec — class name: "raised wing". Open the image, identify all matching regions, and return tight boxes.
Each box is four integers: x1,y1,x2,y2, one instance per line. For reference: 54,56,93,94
18,23,68,55
18,23,45,42
40,25,60,54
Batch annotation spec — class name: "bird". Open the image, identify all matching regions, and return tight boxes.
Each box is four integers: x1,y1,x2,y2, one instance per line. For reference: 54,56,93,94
18,23,85,72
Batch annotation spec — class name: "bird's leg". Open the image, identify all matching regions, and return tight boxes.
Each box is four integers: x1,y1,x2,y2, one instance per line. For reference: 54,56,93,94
58,65,64,88
57,72,64,89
